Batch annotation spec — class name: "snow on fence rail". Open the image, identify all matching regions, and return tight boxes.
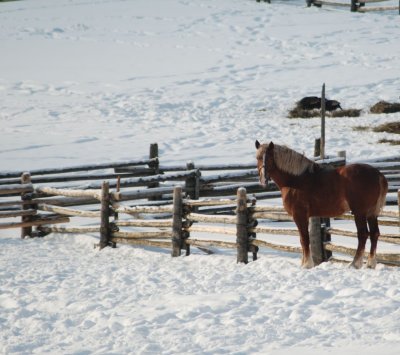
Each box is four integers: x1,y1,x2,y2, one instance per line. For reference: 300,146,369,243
1,143,400,266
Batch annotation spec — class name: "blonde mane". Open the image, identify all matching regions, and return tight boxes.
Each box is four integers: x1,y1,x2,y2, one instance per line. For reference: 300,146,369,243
272,144,316,176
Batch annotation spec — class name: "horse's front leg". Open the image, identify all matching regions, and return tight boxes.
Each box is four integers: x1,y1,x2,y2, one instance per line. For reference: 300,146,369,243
293,213,314,269
350,214,368,269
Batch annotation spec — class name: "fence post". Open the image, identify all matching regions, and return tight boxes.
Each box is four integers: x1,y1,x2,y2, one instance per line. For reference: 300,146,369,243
321,218,332,260
185,161,200,200
320,83,326,159
148,143,160,201
236,187,248,264
99,181,111,249
172,186,183,257
309,217,324,265
247,196,258,261
21,172,33,239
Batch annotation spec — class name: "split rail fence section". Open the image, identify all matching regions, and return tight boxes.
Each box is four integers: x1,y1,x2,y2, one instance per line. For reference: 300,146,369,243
1,143,400,266
307,0,400,14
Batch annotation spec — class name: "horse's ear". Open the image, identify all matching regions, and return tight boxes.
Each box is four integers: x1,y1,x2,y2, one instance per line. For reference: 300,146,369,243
267,141,274,151
255,140,261,149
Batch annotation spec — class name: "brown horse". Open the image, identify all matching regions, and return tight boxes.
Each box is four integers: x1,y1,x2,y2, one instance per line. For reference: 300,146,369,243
255,140,388,269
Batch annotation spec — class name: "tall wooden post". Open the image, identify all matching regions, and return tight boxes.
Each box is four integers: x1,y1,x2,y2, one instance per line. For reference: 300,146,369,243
310,217,324,265
351,0,358,12
185,161,200,200
148,143,160,201
236,187,248,264
321,218,332,260
21,172,33,239
99,181,111,249
172,186,183,257
320,83,326,159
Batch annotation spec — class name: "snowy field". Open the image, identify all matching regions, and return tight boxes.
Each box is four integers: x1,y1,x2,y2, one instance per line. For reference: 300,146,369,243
1,0,400,354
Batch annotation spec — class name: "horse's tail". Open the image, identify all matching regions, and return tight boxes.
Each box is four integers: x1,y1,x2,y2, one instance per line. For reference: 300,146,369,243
375,173,388,216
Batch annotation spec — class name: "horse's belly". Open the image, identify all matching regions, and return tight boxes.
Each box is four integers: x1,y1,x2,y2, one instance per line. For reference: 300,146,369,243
310,198,350,217
282,187,350,217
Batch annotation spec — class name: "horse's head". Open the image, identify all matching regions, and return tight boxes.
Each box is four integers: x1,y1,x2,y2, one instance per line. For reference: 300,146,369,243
255,140,274,187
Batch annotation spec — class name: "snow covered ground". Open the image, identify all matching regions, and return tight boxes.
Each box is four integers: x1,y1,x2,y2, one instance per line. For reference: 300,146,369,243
1,0,400,354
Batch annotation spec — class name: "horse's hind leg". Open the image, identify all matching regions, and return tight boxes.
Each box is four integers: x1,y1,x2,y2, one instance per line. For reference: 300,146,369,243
367,216,380,269
350,214,368,269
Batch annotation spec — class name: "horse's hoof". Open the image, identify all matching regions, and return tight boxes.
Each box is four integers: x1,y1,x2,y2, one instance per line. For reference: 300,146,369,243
349,261,362,269
367,257,377,269
301,258,314,269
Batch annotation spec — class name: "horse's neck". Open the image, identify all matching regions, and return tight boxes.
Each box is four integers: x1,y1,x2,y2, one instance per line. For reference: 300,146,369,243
269,168,306,190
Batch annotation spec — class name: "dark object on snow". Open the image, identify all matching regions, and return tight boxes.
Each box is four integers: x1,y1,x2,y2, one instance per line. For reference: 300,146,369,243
370,101,400,114
373,122,400,134
297,96,321,110
325,100,342,111
296,97,342,111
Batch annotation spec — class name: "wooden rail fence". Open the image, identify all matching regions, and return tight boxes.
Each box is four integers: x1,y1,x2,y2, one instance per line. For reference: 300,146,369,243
1,143,400,266
307,0,400,14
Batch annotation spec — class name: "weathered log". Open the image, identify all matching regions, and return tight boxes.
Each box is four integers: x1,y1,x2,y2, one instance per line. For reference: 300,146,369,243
200,182,265,196
0,200,26,208
250,205,286,213
0,215,70,230
112,204,173,215
36,186,102,200
111,238,171,248
335,213,399,226
324,243,400,263
183,198,236,207
250,239,302,254
38,204,101,218
38,225,100,233
358,5,399,12
0,183,33,196
200,169,258,184
250,226,299,236
112,231,171,239
251,212,293,221
185,238,237,249
380,209,399,218
186,225,236,235
159,163,256,172
328,228,400,244
32,196,99,207
0,158,156,179
0,171,155,186
0,209,37,218
112,186,179,202
114,219,173,228
314,0,351,7
186,212,236,224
